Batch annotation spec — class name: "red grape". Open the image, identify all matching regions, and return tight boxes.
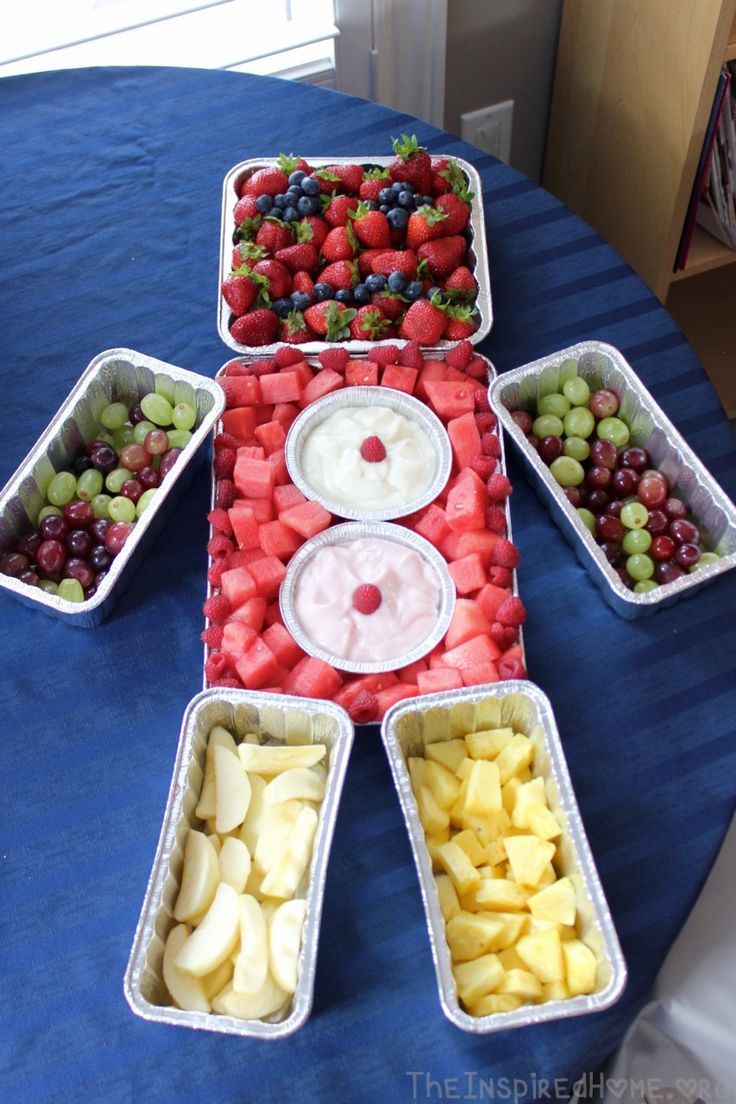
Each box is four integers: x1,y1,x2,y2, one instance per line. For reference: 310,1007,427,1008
638,477,668,510
589,388,619,418
158,448,182,480
538,435,564,463
119,443,152,473
66,529,93,558
0,551,29,577
120,479,143,503
611,468,639,498
17,533,42,560
620,447,650,472
596,514,624,542
64,558,95,590
511,410,533,434
39,515,68,542
651,535,676,562
104,522,134,555
669,519,700,546
586,465,612,490
645,509,669,536
64,499,94,528
36,539,67,578
589,439,618,469
675,543,701,569
655,561,685,585
664,497,688,521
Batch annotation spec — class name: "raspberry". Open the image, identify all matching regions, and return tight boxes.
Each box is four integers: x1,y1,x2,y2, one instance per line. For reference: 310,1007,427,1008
274,347,304,367
484,505,507,534
399,340,424,369
463,355,488,382
203,593,231,624
348,689,379,724
213,448,236,479
219,378,245,408
490,538,520,570
445,340,474,370
368,344,401,365
481,432,502,458
495,596,527,628
497,657,527,681
489,622,518,650
214,432,240,452
470,456,497,480
248,358,276,378
207,560,227,588
475,412,497,433
210,676,244,689
319,348,349,373
474,388,491,413
359,435,387,463
488,566,512,588
222,359,252,377
205,652,230,682
207,508,233,536
352,583,382,615
486,473,513,501
200,625,224,648
215,479,236,510
207,534,235,559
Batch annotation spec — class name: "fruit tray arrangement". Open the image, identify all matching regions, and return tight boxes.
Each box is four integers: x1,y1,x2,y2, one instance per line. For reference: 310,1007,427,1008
0,349,224,627
199,340,527,725
381,682,626,1033
125,687,353,1038
490,341,736,617
218,139,492,354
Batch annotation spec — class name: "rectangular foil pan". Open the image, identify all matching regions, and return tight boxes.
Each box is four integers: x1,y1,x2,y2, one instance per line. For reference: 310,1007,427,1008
0,349,225,627
201,354,526,725
124,687,354,1039
489,340,736,618
218,155,492,356
381,680,627,1034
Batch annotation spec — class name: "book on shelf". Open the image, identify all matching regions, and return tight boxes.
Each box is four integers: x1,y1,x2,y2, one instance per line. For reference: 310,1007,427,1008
696,60,736,255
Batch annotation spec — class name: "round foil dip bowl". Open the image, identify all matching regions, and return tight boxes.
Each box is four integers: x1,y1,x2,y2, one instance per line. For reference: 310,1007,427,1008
279,521,457,674
284,385,452,522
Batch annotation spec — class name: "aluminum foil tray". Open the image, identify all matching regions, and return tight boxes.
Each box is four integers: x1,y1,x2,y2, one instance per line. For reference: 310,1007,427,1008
124,687,354,1039
381,680,627,1034
218,155,492,356
489,341,736,618
0,349,225,627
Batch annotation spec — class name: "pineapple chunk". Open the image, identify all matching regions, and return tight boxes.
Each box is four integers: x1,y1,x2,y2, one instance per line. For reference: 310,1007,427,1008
434,874,461,922
495,734,534,783
504,835,556,887
516,928,565,983
527,877,576,925
423,760,461,810
452,829,486,867
437,841,481,896
498,945,527,971
475,808,511,844
496,968,543,1002
455,757,474,781
425,832,450,871
483,840,507,868
535,862,559,889
464,760,502,818
416,785,450,836
474,878,528,911
511,777,547,828
445,911,506,961
526,804,561,841
470,992,523,1016
407,756,427,795
425,738,468,773
491,911,529,949
563,939,598,996
452,953,504,1006
502,777,522,815
542,980,570,1001
449,780,469,828
465,727,515,760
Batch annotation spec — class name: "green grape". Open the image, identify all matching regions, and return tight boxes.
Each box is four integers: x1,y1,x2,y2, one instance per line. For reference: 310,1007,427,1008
622,528,652,555
172,402,197,431
626,553,654,581
108,495,137,523
105,467,133,494
562,375,590,407
94,430,116,447
690,551,720,572
91,493,112,519
166,429,192,450
47,471,78,506
141,392,174,426
113,425,135,450
533,414,564,438
76,468,104,502
596,416,630,447
620,501,649,529
100,401,129,430
136,488,158,516
133,419,157,444
563,407,595,439
634,579,659,593
58,578,85,603
537,393,570,419
576,507,596,533
549,455,585,487
154,376,176,406
563,436,590,461
38,505,62,522
558,359,579,386
38,579,59,594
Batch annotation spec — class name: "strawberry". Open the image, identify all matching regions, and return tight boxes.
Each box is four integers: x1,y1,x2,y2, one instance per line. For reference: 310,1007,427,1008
255,218,294,255
445,340,474,370
352,582,382,612
370,249,418,279
319,347,350,372
242,166,289,197
316,163,364,194
406,205,449,250
274,241,319,274
279,309,314,344
359,168,390,201
417,236,468,279
232,241,267,268
320,224,358,262
370,291,406,321
303,300,357,340
445,266,477,296
435,192,472,234
230,307,279,346
389,134,433,196
277,153,312,176
292,270,315,296
221,270,262,317
233,194,260,223
350,202,391,248
348,690,379,724
318,259,358,290
324,194,360,227
357,249,387,279
429,157,454,196
359,437,387,463
431,157,469,197
398,299,447,344
443,304,478,341
252,258,292,299
349,305,393,341
296,215,329,250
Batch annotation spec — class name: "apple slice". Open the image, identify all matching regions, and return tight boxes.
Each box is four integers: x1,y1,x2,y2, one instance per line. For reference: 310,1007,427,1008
174,882,240,977
262,767,326,808
239,773,267,854
268,898,307,994
237,743,326,775
253,799,304,876
232,894,269,995
259,806,319,900
163,924,211,1013
214,745,252,834
174,829,219,923
218,835,252,893
196,725,238,820
211,974,289,1021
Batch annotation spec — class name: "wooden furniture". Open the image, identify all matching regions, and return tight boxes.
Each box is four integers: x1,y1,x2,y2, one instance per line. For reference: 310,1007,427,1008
543,0,736,303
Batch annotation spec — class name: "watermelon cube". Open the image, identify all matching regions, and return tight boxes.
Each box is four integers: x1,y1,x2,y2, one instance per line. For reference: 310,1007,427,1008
397,658,429,684
227,548,267,570
443,598,491,650
334,672,399,710
220,565,257,610
258,371,302,405
221,406,257,443
448,552,487,595
412,503,450,547
375,683,420,719
254,419,287,455
233,454,275,499
346,360,379,387
423,380,476,419
445,472,486,533
452,529,500,566
237,445,266,460
299,368,344,407
282,656,343,699
416,668,463,694
223,376,261,406
460,662,499,687
257,520,302,561
228,504,260,551
221,620,257,667
263,601,284,627
273,483,307,513
279,499,332,539
442,633,501,669
290,359,315,388
501,643,524,662
235,637,280,690
447,412,483,471
475,583,510,623
261,622,305,668
415,358,448,401
273,403,300,432
248,555,287,598
267,448,290,486
381,363,418,395
255,404,275,425
229,595,268,632
234,496,273,524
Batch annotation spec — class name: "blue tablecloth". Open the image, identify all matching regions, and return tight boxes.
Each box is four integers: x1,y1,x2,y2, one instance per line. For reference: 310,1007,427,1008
1,67,734,1104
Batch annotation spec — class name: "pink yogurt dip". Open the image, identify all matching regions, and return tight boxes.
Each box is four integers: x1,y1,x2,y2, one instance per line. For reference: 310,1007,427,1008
293,536,441,663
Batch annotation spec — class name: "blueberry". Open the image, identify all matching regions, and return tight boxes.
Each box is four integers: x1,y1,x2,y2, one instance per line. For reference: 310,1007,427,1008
282,206,299,222
378,188,394,205
335,288,353,304
421,195,434,207
287,184,303,198
273,193,288,208
397,190,415,209
391,180,407,195
404,281,424,300
301,176,321,196
364,199,379,211
290,291,312,311
255,194,274,213
413,194,425,208
387,207,408,232
365,273,386,292
297,194,320,216
312,282,335,301
379,204,391,214
272,298,292,318
288,170,307,186
426,286,443,302
353,283,371,304
387,270,407,293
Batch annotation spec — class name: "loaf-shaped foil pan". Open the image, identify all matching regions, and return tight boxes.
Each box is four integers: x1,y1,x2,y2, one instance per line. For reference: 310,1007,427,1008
124,687,353,1039
381,681,627,1034
489,341,736,618
0,349,224,627
218,155,492,356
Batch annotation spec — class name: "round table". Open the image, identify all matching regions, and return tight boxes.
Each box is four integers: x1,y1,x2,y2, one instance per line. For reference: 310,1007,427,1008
1,67,734,1104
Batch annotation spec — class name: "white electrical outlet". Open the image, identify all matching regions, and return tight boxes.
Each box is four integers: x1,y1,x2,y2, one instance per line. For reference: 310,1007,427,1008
460,100,513,163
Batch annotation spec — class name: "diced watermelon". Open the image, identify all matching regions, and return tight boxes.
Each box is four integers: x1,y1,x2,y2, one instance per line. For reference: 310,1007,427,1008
267,448,290,486
258,520,302,561
290,360,315,388
345,360,379,387
447,412,483,471
412,503,450,547
397,657,429,684
442,633,502,669
448,552,487,595
475,583,510,623
501,643,524,662
221,406,257,443
416,667,463,694
220,565,257,610
236,445,266,460
451,529,500,566
254,419,287,455
255,404,275,425
428,651,449,670
424,380,476,419
375,683,420,719
228,504,260,551
381,363,418,395
229,595,268,631
261,622,305,668
248,555,287,598
226,547,267,570
333,671,399,709
279,499,332,539
445,472,486,532
233,454,275,499
299,368,344,407
273,403,300,432
235,637,280,689
282,655,343,699
263,601,284,627
273,483,307,513
258,371,302,405
460,662,499,687
443,598,491,650
223,376,261,406
416,359,470,402
232,496,273,524
221,620,257,667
